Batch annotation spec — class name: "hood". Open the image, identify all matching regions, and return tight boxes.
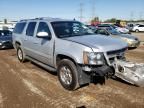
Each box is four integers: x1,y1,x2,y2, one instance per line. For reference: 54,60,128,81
64,35,128,52
0,35,12,42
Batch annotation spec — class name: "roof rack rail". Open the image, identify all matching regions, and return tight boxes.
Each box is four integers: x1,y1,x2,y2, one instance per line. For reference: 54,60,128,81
35,17,62,20
35,17,53,20
20,18,35,21
20,17,62,22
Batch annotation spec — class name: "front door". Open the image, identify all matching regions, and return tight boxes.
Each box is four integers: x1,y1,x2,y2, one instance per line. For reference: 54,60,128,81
32,22,54,66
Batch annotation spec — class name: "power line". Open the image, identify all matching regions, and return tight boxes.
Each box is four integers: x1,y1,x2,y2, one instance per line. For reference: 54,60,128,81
139,12,143,20
130,11,134,21
92,0,96,19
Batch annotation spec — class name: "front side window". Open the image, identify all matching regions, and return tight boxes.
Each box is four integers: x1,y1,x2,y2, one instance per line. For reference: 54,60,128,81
51,21,94,38
26,22,36,36
37,22,51,35
13,22,26,34
96,29,108,35
106,28,120,35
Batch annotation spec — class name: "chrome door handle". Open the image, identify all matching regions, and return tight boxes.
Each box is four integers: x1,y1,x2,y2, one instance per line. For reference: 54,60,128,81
33,42,38,44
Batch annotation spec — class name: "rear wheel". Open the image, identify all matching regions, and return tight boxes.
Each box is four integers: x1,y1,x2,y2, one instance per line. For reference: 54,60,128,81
17,47,26,62
135,29,139,33
57,59,79,90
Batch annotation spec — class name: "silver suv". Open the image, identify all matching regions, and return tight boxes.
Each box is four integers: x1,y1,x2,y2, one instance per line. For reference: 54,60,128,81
12,18,128,90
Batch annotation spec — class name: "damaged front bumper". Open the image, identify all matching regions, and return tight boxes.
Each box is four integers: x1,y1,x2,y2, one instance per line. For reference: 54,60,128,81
82,65,114,77
77,64,114,85
78,60,144,87
115,60,144,87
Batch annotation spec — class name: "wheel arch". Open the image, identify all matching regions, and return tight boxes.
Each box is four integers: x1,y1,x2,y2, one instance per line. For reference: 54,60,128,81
56,54,77,67
15,41,21,49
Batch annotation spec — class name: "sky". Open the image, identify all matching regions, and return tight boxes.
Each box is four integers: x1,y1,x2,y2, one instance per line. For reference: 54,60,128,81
0,0,144,21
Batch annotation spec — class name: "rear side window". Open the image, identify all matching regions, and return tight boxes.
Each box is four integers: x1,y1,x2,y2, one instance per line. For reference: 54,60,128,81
13,22,26,34
139,25,144,27
26,22,37,36
99,25,108,27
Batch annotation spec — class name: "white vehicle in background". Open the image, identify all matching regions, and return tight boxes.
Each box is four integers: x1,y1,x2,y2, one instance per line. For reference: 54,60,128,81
115,26,130,34
132,25,144,32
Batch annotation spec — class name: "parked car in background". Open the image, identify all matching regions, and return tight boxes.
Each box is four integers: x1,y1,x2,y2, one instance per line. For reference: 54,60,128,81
126,23,134,31
114,26,130,34
0,30,13,49
132,24,144,32
95,28,140,48
97,24,130,34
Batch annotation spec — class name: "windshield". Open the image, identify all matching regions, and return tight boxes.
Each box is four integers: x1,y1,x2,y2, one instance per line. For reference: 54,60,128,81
0,30,12,36
51,21,94,38
106,28,121,35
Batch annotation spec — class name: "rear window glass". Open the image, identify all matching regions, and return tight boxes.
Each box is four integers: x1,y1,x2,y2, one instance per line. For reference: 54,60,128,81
139,25,144,27
13,22,26,34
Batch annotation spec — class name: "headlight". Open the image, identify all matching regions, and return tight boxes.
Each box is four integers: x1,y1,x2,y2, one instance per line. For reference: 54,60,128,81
0,42,2,45
83,52,105,65
128,39,135,42
122,38,134,42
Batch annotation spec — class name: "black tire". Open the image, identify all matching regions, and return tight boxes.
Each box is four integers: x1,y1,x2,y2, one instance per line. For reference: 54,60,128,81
17,47,26,62
135,29,139,33
57,59,79,90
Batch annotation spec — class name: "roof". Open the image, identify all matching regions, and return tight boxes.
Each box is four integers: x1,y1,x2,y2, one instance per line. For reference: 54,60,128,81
20,17,72,22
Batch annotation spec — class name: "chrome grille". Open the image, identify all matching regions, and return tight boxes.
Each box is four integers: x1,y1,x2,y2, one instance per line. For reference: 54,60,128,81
106,47,127,65
107,47,127,55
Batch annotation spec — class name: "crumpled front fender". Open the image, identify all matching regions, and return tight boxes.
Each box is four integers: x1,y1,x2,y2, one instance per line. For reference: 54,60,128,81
115,60,144,87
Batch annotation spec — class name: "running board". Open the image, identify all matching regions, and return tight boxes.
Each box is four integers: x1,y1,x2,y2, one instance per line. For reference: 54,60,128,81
26,56,56,72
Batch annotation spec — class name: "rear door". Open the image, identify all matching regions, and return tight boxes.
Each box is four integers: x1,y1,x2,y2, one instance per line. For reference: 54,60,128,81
138,25,144,31
23,22,37,58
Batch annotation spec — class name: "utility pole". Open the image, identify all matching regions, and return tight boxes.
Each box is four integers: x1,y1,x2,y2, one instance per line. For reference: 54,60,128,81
130,11,134,21
92,0,96,20
79,3,84,22
139,12,143,20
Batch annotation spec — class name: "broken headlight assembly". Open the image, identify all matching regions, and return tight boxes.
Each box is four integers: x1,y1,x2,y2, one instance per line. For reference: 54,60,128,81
83,52,105,65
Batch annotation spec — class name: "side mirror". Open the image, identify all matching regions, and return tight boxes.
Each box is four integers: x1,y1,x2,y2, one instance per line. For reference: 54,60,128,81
37,32,49,38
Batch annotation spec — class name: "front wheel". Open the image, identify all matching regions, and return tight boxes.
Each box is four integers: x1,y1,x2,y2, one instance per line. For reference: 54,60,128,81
57,59,79,90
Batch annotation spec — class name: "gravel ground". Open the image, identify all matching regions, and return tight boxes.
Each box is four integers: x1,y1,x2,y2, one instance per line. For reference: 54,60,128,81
132,32,144,42
0,33,144,108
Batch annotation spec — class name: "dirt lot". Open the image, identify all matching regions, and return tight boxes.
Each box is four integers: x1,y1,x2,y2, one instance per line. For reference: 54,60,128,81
0,33,144,108
132,32,144,42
